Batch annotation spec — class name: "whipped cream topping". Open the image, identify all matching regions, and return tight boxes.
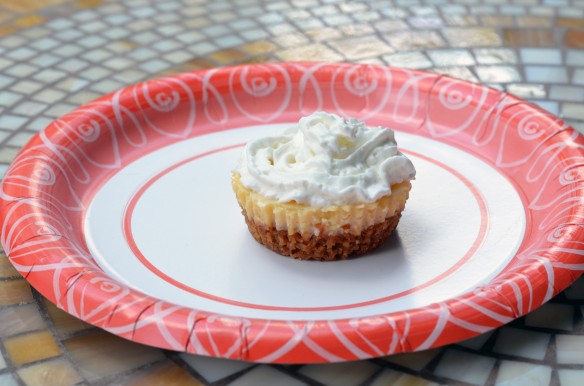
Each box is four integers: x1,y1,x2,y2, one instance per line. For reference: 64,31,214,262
236,112,415,207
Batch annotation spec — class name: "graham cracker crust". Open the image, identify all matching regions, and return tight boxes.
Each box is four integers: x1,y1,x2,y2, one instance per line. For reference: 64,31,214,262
242,210,402,261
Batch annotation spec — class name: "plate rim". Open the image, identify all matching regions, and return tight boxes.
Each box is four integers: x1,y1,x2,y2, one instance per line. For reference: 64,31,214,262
2,62,584,363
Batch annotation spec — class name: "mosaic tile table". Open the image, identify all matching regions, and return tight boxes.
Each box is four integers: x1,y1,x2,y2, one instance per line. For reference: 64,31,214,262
1,0,584,385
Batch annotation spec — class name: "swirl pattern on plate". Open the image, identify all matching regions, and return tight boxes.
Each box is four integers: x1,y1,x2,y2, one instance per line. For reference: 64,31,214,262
1,63,583,363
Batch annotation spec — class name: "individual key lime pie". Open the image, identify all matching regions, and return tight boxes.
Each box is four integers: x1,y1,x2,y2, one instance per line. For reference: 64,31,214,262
232,112,415,261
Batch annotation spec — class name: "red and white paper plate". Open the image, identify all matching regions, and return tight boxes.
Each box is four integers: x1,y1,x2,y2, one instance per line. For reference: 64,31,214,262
2,63,584,363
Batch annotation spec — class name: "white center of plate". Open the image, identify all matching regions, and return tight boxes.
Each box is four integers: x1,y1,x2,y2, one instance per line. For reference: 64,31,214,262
84,124,526,320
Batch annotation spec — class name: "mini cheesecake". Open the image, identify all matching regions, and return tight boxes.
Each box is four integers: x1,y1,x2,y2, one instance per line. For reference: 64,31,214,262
232,112,415,261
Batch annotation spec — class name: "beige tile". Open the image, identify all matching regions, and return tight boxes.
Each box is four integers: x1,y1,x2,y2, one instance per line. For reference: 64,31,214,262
180,58,217,71
64,331,165,382
431,66,479,83
516,16,552,27
0,147,20,164
18,358,83,386
152,68,182,78
0,252,20,278
0,25,17,37
65,91,102,105
375,19,409,31
504,28,555,46
339,23,375,37
328,36,394,60
557,17,584,29
0,12,11,23
481,15,514,27
371,369,439,386
208,48,247,64
276,44,343,62
0,304,45,336
240,40,277,55
562,103,584,120
476,66,521,83
119,361,203,386
5,330,61,366
383,51,432,69
444,15,479,27
13,15,45,28
385,31,446,51
1,0,69,12
355,58,386,65
443,28,502,47
127,19,156,32
304,27,343,42
237,56,274,65
43,299,92,337
109,40,137,53
272,32,310,48
183,17,209,29
0,279,33,306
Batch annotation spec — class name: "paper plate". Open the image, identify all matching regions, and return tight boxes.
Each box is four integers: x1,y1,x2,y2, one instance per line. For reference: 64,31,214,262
2,63,584,364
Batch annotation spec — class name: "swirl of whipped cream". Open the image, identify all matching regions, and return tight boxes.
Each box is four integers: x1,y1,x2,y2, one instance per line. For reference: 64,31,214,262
236,112,415,207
